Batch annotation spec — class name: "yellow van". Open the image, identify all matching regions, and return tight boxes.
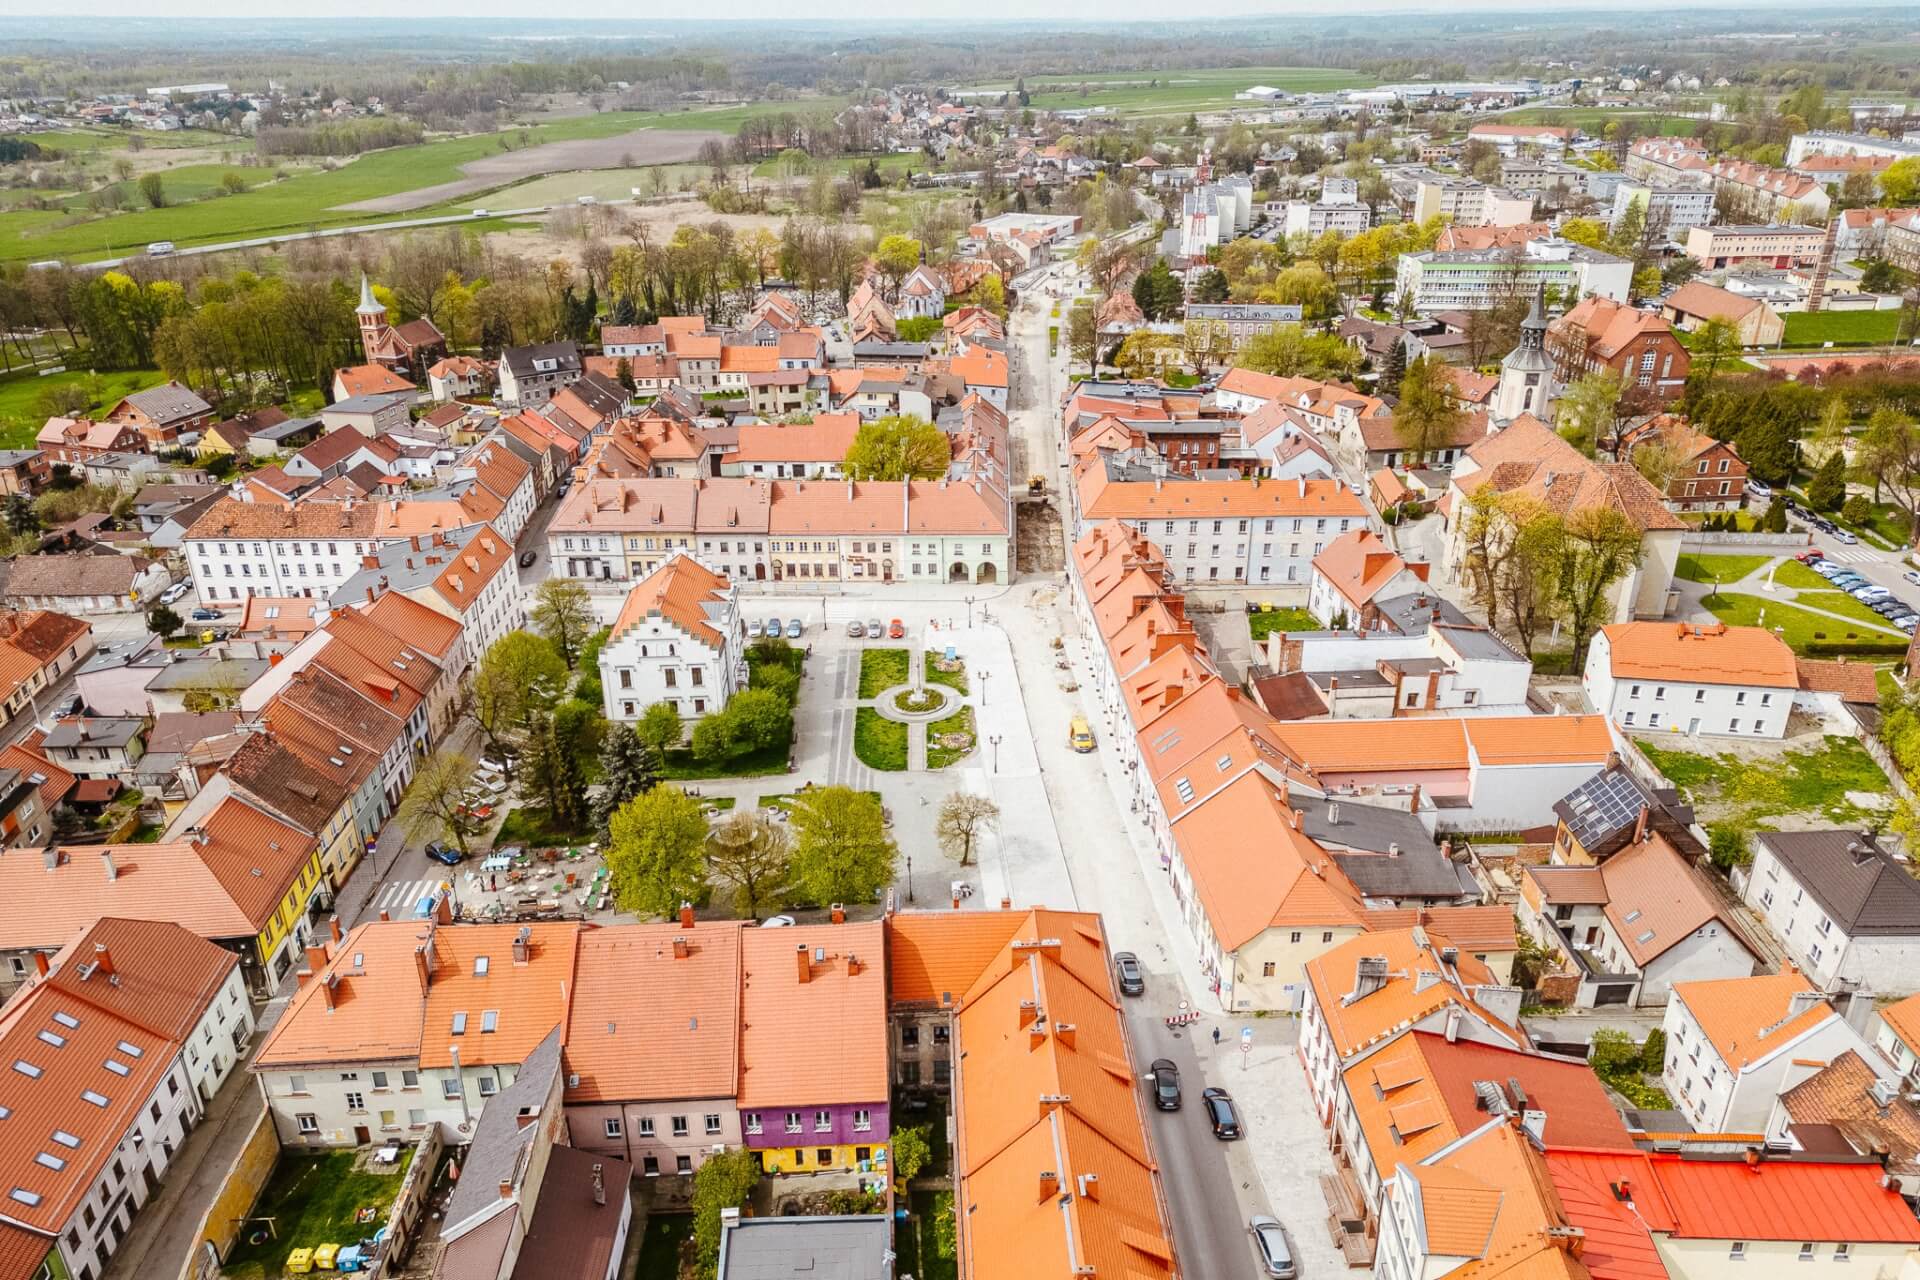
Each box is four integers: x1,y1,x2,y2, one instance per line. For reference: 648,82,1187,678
1069,717,1095,753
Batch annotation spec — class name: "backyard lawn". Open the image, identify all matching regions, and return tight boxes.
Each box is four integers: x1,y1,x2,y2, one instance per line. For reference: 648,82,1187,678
493,805,591,847
854,707,908,771
221,1151,413,1280
1793,590,1905,630
634,1213,692,1280
1636,734,1889,830
1674,553,1770,585
858,648,910,699
1247,606,1321,640
0,366,167,448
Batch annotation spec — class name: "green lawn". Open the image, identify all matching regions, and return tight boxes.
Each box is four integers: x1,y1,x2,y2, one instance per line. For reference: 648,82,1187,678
1248,606,1321,639
492,805,592,848
751,150,919,179
659,740,793,780
926,706,976,771
1703,592,1903,652
220,1150,414,1280
1781,309,1903,347
963,66,1373,117
859,648,910,699
0,367,168,448
0,101,836,264
907,1190,958,1280
634,1213,692,1280
1674,553,1770,585
1768,559,1830,590
924,652,969,695
1637,735,1889,830
6,126,235,155
1495,107,1705,136
854,707,908,771
1794,590,1905,630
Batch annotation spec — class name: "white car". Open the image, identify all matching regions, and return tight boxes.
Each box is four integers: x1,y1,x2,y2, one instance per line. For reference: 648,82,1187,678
1745,479,1773,500
1832,528,1860,545
1904,570,1920,587
159,582,190,604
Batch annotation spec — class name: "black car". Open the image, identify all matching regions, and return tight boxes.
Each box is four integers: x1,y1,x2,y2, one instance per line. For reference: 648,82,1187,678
1203,1087,1241,1139
425,841,464,866
1114,951,1144,996
190,607,220,621
1150,1058,1181,1111
518,550,537,568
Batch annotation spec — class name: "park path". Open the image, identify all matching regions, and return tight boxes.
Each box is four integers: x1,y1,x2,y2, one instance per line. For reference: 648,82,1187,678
1700,556,1904,637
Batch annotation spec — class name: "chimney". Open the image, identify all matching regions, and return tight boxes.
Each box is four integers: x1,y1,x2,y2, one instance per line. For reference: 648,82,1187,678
414,944,432,991
831,903,846,925
1290,808,1302,831
92,944,114,978
330,918,343,945
435,894,452,925
679,901,696,929
1053,1022,1076,1048
31,952,48,978
1037,1170,1060,1202
320,972,338,1011
672,937,690,960
513,926,532,964
1521,1109,1548,1145
306,943,330,974
1077,1173,1100,1201
796,943,812,984
379,909,391,923
100,849,117,881
1633,804,1650,845
498,1179,514,1201
1545,1226,1586,1258
591,1163,607,1207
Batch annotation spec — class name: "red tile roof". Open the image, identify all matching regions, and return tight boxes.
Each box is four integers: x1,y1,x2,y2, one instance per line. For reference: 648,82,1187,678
1643,1153,1920,1243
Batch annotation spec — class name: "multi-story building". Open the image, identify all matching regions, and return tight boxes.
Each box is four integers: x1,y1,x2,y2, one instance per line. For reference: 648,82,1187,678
1412,179,1536,228
1684,223,1827,269
184,500,478,606
1394,239,1632,313
1075,463,1372,587
1787,130,1920,165
717,415,860,480
1465,122,1572,154
0,610,93,731
0,916,252,1280
1706,158,1832,223
1583,621,1796,738
1282,177,1372,237
1626,135,1712,184
1182,303,1308,362
1609,180,1716,235
330,524,520,677
598,555,745,724
497,342,584,408
1620,414,1750,512
1740,829,1920,994
1546,295,1692,402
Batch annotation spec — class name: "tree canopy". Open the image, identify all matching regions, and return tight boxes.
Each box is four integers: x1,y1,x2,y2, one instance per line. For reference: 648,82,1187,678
842,414,950,481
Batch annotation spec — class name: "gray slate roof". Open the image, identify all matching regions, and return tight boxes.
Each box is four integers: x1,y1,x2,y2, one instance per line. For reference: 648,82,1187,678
716,1216,895,1280
1757,830,1920,937
441,1026,564,1233
1290,792,1468,899
124,382,212,423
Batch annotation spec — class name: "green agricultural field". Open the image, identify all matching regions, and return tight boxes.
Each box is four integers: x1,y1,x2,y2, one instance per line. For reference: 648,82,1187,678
961,66,1373,118
750,151,920,179
1496,108,1706,136
0,101,837,265
1781,309,1903,347
60,163,283,213
4,126,235,155
0,367,168,448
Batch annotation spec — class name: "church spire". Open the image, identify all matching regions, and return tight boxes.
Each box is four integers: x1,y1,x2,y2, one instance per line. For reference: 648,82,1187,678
357,274,383,316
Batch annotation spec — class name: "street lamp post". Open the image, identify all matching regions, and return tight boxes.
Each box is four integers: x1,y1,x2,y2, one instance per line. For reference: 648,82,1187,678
965,594,975,627
990,734,1002,773
981,669,991,707
904,842,914,904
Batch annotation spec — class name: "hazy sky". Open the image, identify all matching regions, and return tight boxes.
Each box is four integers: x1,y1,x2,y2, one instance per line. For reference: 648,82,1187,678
3,0,1815,20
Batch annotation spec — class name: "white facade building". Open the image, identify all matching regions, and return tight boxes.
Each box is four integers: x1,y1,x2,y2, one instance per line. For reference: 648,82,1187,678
1740,830,1920,995
1394,239,1632,314
1583,622,1795,739
598,554,745,724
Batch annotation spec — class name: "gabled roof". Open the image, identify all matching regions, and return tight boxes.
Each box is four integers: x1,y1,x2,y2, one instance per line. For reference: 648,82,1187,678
252,920,431,1068
1304,928,1521,1061
1756,829,1920,937
1670,970,1831,1072
884,911,1026,1008
334,363,416,398
1598,832,1754,967
416,923,580,1070
1312,528,1428,611
1541,1149,1673,1280
1643,1151,1920,1244
1780,1049,1920,1177
1457,417,1686,533
609,553,731,649
1598,621,1796,688
0,843,260,948
735,922,887,1110
113,380,211,425
563,922,744,1104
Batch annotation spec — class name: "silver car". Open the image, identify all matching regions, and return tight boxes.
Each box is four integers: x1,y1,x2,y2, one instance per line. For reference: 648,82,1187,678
1250,1216,1296,1278
785,618,803,639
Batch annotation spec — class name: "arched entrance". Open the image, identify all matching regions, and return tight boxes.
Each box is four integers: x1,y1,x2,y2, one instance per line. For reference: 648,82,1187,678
976,563,998,584
949,562,969,582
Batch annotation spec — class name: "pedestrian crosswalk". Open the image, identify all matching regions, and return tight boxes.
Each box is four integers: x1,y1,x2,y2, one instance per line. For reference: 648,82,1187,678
1822,547,1882,564
372,878,445,915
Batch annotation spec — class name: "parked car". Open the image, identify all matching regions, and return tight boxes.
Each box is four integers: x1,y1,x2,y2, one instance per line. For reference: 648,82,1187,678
865,619,883,638
1872,599,1907,616
1900,616,1920,633
760,915,797,928
190,607,220,621
888,618,905,639
1114,951,1144,996
785,618,802,639
1149,1058,1181,1111
1203,1087,1242,1139
1853,585,1891,602
1905,571,1920,588
518,550,537,569
55,693,82,718
479,752,513,775
1795,549,1825,564
1816,561,1848,577
748,619,765,639
1249,1217,1297,1279
846,618,866,637
425,841,463,867
1745,479,1774,500
159,581,189,604
1833,528,1860,545
765,616,783,638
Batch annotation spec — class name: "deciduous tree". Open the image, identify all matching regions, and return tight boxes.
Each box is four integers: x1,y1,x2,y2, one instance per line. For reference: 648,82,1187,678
397,750,487,855
634,701,684,756
705,810,793,918
606,785,709,918
843,413,949,481
788,785,897,907
471,631,568,762
1391,355,1464,465
1556,507,1643,666
531,578,596,669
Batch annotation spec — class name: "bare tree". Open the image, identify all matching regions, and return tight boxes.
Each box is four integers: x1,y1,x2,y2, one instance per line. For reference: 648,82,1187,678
936,793,1000,867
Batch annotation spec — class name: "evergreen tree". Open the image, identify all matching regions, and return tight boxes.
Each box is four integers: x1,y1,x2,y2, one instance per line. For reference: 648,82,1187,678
1807,450,1848,513
1377,338,1408,396
611,294,638,326
592,724,659,833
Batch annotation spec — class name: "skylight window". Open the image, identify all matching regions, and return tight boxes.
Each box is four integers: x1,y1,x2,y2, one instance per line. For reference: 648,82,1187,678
51,1012,78,1030
33,1153,63,1171
451,1013,468,1035
1636,930,1656,945
1623,909,1643,924
50,1131,79,1148
12,1061,41,1079
81,1090,108,1107
9,1190,40,1207
481,1010,498,1033
36,1031,64,1049
473,957,489,977
115,1041,142,1058
104,1060,130,1077
1175,778,1195,802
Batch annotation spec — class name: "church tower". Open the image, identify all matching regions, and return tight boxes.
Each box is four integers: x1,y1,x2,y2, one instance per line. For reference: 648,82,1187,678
1492,285,1554,424
356,275,388,364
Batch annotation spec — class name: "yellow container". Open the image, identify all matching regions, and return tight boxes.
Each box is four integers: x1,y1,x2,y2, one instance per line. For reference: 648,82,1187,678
287,1248,315,1274
314,1243,340,1270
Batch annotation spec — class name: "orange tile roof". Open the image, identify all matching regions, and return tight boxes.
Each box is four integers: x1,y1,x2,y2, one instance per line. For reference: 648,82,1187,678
0,1225,49,1280
0,740,73,811
564,922,744,1103
1796,658,1880,705
0,917,235,1235
1407,1124,1584,1280
884,911,1027,1007
1364,905,1518,953
1078,466,1369,522
1305,928,1522,1060
364,590,464,658
1598,622,1797,688
1401,1161,1507,1258
189,794,319,925
723,414,860,465
1171,771,1364,948
1267,715,1615,776
417,923,581,1069
1879,992,1920,1058
950,346,1009,389
0,843,260,948
736,922,888,1110
335,363,416,398
953,911,1175,1280
238,596,324,638
1312,528,1426,610
1670,970,1831,1072
610,553,732,649
1542,1149,1674,1280
1599,832,1752,967
1644,1151,1920,1243
253,920,430,1068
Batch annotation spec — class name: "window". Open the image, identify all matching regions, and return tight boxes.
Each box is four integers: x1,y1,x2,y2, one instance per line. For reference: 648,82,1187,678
1323,932,1333,943
672,1115,689,1137
638,1117,655,1137
1729,1242,1746,1261
408,1109,426,1127
345,1092,364,1112
371,1071,388,1090
817,1148,833,1166
815,1110,832,1132
1729,719,1740,733
1630,684,1641,699
1798,1244,1814,1261
785,1112,802,1134
379,1110,396,1130
705,1114,722,1135
442,1079,462,1100
677,1155,693,1175
1290,932,1302,944
854,1109,872,1131
1263,962,1276,977
477,1077,496,1098
932,1024,949,1046
1735,691,1746,705
902,1025,919,1048
402,1070,419,1089
296,1113,318,1135
605,1118,623,1138
642,1155,659,1176
288,1075,307,1094
1836,1244,1851,1261
745,1113,762,1135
